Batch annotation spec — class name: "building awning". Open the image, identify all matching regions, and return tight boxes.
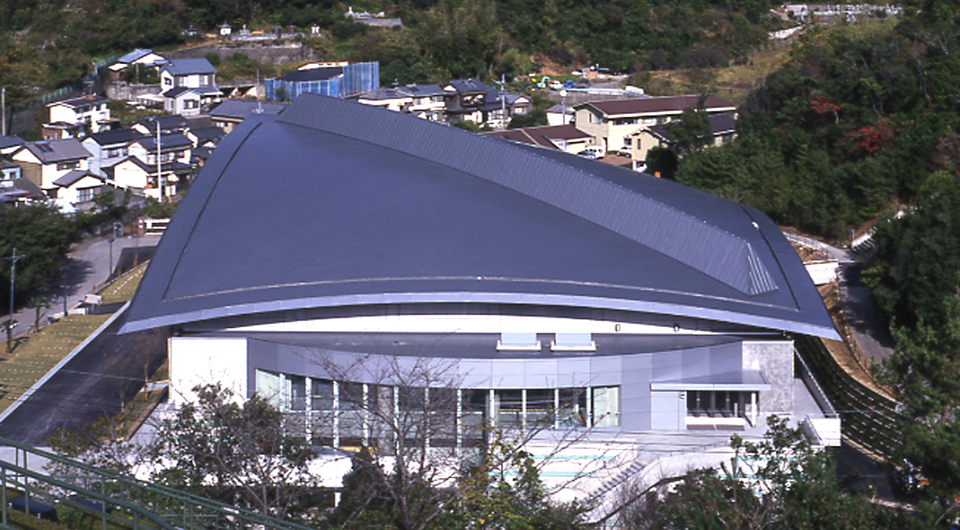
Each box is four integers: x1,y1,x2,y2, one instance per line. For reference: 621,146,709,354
650,371,770,392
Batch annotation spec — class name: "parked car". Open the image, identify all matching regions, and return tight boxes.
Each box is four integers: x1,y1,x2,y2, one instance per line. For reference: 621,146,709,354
578,146,603,159
617,146,632,157
548,80,563,90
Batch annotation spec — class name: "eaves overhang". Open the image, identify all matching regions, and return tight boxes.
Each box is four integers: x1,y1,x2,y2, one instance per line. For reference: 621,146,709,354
120,290,840,340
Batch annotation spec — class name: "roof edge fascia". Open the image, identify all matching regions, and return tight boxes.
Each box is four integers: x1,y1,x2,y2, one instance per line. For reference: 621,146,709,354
120,291,841,340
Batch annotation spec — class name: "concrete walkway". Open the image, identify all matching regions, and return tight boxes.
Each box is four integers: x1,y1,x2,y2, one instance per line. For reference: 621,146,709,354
786,232,894,363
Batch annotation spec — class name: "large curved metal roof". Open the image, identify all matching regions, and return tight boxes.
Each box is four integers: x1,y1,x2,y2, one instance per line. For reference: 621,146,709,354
122,93,838,339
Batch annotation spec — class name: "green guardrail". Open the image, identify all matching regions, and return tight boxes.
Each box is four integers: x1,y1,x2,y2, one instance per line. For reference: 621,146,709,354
0,437,316,530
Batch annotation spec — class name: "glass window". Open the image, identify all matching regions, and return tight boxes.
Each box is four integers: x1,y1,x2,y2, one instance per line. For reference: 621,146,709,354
526,389,553,428
495,389,523,429
558,388,586,428
686,390,747,418
256,369,282,406
289,375,306,411
311,379,334,411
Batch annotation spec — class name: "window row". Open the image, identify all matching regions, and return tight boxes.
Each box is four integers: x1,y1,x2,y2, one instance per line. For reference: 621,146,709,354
256,370,620,449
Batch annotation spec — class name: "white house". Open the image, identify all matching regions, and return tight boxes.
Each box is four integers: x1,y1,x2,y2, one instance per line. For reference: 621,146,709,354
112,132,193,200
159,59,222,112
82,128,145,178
109,48,168,76
46,95,113,137
11,139,92,196
51,170,109,205
162,87,204,116
574,95,737,152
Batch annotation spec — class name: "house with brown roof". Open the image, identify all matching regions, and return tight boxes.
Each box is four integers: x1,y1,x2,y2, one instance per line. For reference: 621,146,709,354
484,124,596,154
626,113,739,172
574,95,736,153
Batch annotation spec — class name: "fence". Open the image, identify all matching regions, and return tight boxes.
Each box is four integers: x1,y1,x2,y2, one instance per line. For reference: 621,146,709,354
794,335,901,459
0,437,318,530
12,55,118,111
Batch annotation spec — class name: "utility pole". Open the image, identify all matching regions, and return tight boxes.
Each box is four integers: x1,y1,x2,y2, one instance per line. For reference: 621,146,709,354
2,87,6,137
496,74,506,130
156,122,163,202
3,247,25,353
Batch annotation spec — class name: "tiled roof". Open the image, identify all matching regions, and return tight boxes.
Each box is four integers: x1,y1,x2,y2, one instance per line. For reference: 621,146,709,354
21,139,91,163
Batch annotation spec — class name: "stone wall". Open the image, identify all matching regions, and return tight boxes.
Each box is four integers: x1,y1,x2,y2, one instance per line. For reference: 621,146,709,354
107,82,161,102
743,340,795,414
165,41,319,65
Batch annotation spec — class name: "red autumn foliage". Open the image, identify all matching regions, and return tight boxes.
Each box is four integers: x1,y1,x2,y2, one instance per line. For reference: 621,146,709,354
810,96,841,115
847,119,894,155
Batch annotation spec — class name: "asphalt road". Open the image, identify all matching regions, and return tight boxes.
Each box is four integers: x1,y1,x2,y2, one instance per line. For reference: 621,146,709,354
1,234,161,342
0,314,167,446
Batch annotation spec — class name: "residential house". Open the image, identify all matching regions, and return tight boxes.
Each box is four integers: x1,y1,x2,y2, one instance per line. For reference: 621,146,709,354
265,62,379,101
186,126,226,167
443,79,488,123
187,126,226,150
443,79,530,127
210,99,286,133
479,90,531,129
159,58,222,113
402,84,446,121
625,113,738,172
0,135,24,156
113,132,192,200
41,122,84,141
109,48,168,77
46,95,114,137
11,139,92,196
546,103,574,126
82,128,146,178
356,87,412,112
133,115,190,136
484,124,595,154
51,170,109,206
162,87,204,116
0,177,44,206
574,95,737,152
0,159,21,181
355,84,447,121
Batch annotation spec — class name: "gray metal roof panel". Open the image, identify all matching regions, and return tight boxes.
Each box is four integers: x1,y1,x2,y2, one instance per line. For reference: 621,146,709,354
210,99,287,119
0,135,24,149
278,94,773,295
161,58,217,76
122,94,837,339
